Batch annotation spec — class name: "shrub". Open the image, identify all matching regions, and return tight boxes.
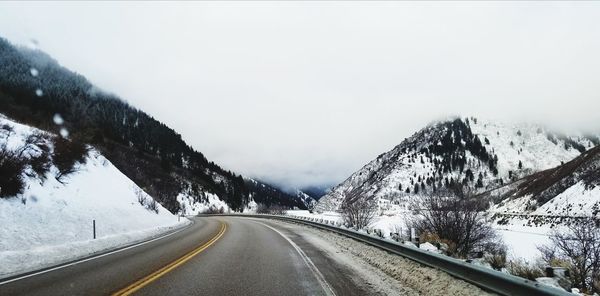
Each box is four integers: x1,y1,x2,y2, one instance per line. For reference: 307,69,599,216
507,260,544,280
485,252,507,271
407,186,500,258
146,198,159,214
539,220,600,293
340,194,377,230
29,152,51,180
20,132,52,180
0,148,26,198
135,188,147,206
419,231,457,255
256,203,287,215
52,137,89,182
201,204,225,214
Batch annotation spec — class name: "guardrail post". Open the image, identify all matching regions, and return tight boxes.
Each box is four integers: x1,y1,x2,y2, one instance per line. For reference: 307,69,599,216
93,219,96,239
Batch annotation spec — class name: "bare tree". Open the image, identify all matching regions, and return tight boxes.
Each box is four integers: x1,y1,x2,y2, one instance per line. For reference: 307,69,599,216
340,194,377,230
147,198,159,214
135,187,147,206
200,204,225,214
540,220,600,293
0,147,26,198
407,186,501,258
256,203,287,215
52,136,89,182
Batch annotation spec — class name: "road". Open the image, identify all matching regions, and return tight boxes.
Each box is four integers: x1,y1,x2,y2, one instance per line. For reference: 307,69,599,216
0,216,374,296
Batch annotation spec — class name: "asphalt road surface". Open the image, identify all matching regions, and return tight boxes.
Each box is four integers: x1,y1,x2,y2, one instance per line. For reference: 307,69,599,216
0,216,375,296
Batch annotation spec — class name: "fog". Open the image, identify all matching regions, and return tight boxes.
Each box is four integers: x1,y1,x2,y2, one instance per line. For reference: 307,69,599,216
0,2,599,191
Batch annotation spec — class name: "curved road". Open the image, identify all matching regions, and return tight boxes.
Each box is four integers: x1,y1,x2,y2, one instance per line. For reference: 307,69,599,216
0,216,372,296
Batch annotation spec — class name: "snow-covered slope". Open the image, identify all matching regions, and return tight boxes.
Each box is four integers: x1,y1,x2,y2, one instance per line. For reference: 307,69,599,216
244,178,309,209
316,116,597,212
177,190,230,215
296,190,317,209
489,144,600,217
0,115,187,277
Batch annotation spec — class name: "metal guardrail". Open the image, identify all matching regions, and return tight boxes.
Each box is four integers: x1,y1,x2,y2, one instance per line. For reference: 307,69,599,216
204,213,572,296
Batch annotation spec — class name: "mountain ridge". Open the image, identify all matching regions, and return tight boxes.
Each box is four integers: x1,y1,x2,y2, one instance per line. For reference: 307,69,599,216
316,116,598,212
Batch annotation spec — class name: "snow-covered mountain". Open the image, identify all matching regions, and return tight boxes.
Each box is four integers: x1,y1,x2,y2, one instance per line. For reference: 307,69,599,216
488,144,600,217
316,116,598,212
296,190,317,209
244,179,309,209
297,186,328,201
0,115,186,276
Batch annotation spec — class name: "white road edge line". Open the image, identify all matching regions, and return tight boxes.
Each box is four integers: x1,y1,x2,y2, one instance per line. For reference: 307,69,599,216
255,221,337,296
0,220,194,286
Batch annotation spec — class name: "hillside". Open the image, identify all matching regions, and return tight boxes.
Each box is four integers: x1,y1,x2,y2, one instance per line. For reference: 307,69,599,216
296,190,317,209
298,186,327,201
0,115,187,277
0,37,304,213
488,144,600,217
316,116,598,212
245,179,310,209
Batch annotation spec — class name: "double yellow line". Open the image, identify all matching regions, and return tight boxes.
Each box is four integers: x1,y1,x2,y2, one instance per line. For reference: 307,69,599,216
112,221,227,296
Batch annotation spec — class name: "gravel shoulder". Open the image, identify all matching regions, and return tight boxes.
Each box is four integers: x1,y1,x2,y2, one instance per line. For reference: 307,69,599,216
268,219,495,296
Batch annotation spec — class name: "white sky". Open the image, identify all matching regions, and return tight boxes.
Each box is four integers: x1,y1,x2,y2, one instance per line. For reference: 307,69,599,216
0,2,599,190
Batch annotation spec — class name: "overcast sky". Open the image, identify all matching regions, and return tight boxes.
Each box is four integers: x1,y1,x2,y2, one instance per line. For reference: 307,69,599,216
0,2,599,191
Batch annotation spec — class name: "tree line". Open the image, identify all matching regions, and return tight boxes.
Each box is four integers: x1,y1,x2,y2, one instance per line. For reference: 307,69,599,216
0,37,305,212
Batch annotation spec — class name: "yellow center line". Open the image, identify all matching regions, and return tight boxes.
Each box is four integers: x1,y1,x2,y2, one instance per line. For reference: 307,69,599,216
112,221,227,296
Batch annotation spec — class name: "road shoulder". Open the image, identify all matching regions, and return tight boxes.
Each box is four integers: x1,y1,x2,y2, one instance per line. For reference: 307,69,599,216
264,219,494,296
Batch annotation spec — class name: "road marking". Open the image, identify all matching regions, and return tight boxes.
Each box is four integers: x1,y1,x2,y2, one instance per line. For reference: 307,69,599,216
112,221,227,296
255,221,337,296
0,221,193,286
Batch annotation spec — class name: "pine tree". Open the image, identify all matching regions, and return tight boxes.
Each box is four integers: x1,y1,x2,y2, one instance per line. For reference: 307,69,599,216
476,172,484,188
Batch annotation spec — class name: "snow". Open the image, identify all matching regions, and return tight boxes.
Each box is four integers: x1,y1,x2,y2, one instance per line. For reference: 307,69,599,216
419,242,440,253
177,191,230,215
287,210,554,262
243,199,258,213
496,226,552,261
316,116,592,212
468,119,584,179
0,115,189,278
492,181,600,217
311,116,598,265
533,181,600,216
296,190,317,208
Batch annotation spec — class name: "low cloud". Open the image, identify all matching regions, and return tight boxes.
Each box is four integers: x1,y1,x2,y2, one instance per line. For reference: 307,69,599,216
0,2,599,190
